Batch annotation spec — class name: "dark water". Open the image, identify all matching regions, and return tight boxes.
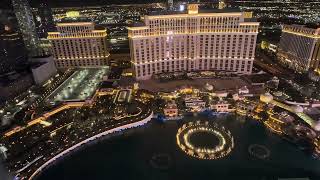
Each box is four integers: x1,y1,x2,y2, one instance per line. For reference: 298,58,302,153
37,115,320,180
189,131,220,148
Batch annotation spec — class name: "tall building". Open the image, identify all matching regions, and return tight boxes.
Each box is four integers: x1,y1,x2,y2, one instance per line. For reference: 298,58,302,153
0,9,28,75
128,4,259,80
277,24,320,72
34,1,55,38
0,30,26,74
47,22,109,68
12,0,41,56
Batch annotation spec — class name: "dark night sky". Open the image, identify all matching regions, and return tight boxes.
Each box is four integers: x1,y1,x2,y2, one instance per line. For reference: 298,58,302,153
0,0,314,9
0,0,246,9
0,0,169,9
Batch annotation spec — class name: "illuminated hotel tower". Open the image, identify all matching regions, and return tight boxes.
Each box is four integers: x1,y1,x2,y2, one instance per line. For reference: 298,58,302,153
47,22,109,68
128,4,259,80
12,0,40,56
278,24,320,72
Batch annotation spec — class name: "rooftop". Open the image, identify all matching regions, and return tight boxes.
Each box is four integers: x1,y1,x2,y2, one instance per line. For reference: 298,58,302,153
30,62,47,69
147,7,241,16
165,101,178,109
30,54,52,59
59,17,92,24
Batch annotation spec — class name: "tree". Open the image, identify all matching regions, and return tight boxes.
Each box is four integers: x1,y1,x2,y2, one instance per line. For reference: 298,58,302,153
261,40,270,50
127,102,139,114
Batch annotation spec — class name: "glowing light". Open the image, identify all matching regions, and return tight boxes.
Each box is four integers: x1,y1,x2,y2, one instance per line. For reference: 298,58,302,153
179,5,185,11
66,11,80,18
176,121,234,160
282,29,320,39
188,4,199,14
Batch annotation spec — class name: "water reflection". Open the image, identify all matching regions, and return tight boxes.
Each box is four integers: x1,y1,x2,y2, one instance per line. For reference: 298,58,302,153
38,114,320,180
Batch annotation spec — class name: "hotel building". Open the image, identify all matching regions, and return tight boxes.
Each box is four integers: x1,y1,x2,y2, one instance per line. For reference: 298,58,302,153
47,22,109,69
128,4,259,80
278,24,320,72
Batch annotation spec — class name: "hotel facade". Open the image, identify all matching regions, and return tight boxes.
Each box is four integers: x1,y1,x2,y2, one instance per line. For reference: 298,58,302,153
128,4,259,80
47,22,109,69
278,24,320,72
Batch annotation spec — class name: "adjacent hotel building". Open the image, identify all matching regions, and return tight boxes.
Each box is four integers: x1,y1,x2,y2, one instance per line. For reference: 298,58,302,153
47,22,109,69
278,24,320,72
128,4,259,80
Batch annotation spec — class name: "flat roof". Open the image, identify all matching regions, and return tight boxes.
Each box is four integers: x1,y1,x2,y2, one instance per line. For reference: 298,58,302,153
58,17,92,24
30,62,47,69
147,8,241,16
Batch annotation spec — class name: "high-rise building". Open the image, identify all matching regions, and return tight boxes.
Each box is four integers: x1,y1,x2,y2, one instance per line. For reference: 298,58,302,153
0,30,26,74
12,0,41,56
277,24,320,72
0,9,28,75
34,1,55,38
128,4,259,80
47,22,109,68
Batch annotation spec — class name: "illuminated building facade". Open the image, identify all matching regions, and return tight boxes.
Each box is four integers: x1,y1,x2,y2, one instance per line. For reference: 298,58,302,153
12,0,41,56
278,24,320,72
47,22,109,68
128,4,259,80
163,101,179,117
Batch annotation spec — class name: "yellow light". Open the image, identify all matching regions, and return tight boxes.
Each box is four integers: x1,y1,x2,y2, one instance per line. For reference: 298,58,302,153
187,4,199,14
282,29,320,39
127,26,148,30
243,12,253,18
66,11,80,18
47,33,107,39
92,30,107,33
48,32,60,35
57,22,93,26
239,22,260,26
146,12,243,20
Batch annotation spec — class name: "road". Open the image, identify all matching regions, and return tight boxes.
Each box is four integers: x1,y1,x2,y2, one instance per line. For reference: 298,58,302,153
254,51,294,79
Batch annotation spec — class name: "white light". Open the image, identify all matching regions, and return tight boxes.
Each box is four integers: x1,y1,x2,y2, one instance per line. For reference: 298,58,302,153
179,5,185,11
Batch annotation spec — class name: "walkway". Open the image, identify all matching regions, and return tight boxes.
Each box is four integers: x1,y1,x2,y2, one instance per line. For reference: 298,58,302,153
270,100,316,128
